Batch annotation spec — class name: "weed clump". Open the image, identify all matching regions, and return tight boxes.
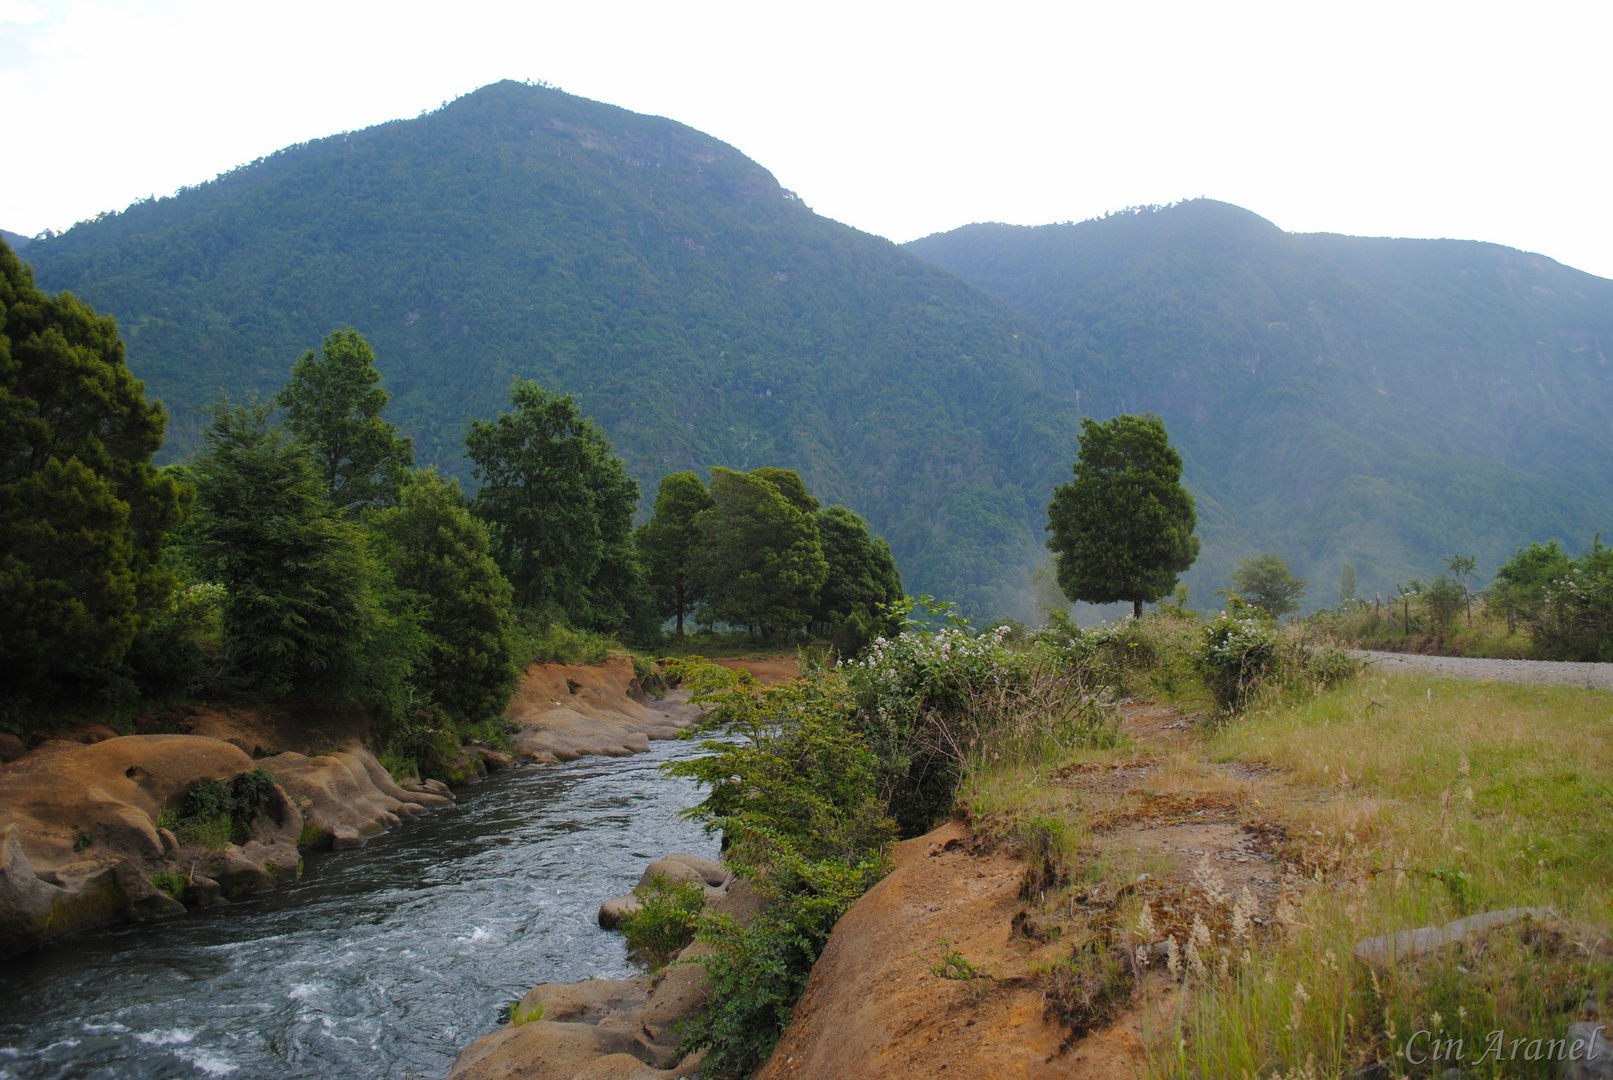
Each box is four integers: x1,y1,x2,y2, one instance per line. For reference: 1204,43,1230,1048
617,872,707,971
170,767,284,848
1040,941,1137,1036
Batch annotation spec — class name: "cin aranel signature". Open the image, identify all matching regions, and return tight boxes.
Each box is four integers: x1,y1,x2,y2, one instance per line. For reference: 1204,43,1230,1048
1405,1025,1608,1066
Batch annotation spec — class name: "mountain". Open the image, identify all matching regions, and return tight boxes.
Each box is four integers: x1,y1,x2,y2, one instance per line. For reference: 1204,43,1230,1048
20,81,1081,617
0,230,30,251
907,200,1613,603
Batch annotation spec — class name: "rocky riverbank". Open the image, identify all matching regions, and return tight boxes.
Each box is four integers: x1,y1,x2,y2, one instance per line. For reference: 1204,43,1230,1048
0,654,740,958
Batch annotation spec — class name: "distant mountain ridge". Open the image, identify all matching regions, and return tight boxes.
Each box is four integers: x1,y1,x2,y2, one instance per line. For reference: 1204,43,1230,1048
907,201,1613,601
20,81,1078,617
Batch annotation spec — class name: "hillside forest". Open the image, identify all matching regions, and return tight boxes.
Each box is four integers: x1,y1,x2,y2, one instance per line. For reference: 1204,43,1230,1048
1,243,906,774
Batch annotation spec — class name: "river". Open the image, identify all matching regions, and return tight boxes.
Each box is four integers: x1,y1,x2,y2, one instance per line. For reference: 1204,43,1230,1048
0,737,717,1080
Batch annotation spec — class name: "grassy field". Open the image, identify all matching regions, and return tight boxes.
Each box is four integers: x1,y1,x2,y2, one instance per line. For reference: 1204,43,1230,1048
962,661,1613,1077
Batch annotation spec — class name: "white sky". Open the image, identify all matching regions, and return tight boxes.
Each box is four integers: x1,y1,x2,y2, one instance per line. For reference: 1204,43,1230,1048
4,0,1611,277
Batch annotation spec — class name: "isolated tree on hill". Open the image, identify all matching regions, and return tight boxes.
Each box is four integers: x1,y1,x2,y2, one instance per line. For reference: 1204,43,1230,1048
814,504,903,655
0,240,189,696
277,327,414,513
695,467,827,636
1046,413,1199,619
466,380,641,628
637,472,714,635
1228,553,1307,618
192,399,385,698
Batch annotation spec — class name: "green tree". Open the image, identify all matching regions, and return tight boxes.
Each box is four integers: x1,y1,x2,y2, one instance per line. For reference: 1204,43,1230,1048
636,472,714,635
813,504,903,656
193,399,405,698
0,241,189,697
466,379,642,629
1045,414,1199,619
277,327,414,513
368,470,518,724
1339,562,1357,605
749,467,819,515
1228,553,1307,619
695,467,828,636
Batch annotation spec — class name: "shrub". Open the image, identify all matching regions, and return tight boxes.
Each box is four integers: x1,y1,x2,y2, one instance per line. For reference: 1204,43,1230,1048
616,872,707,971
676,830,889,1078
1197,609,1282,712
174,768,284,846
149,870,188,901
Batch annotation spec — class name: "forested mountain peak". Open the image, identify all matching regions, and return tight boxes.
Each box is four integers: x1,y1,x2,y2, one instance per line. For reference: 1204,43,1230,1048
22,80,1073,617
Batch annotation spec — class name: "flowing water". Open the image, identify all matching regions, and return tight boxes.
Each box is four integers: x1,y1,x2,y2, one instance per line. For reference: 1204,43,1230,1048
0,738,718,1080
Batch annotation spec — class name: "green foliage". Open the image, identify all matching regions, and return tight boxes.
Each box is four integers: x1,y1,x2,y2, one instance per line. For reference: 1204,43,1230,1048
1524,537,1613,662
1196,607,1283,712
1493,540,1574,627
813,505,903,658
1047,414,1199,619
677,833,891,1078
466,379,642,632
693,467,827,637
664,661,896,1077
616,871,707,971
0,239,189,702
26,82,1070,619
1227,552,1307,618
1195,600,1360,713
73,828,93,853
509,609,612,666
178,767,285,847
192,398,420,700
277,327,414,513
1423,575,1467,633
148,871,187,900
635,471,713,635
1338,562,1357,604
367,469,518,724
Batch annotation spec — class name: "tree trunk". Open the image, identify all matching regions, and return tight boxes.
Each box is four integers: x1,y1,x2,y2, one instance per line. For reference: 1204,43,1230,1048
1133,598,1143,620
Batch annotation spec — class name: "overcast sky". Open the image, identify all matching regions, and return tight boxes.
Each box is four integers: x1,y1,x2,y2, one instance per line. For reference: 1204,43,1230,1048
4,0,1610,277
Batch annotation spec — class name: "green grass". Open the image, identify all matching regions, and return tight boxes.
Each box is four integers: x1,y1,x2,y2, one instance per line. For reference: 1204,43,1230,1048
1149,674,1613,1078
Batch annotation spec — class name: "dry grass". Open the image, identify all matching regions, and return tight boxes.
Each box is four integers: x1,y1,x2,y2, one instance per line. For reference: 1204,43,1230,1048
964,661,1613,1078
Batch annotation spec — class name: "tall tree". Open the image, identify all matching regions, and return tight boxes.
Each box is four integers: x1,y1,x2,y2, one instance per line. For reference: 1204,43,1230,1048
0,240,188,696
368,470,518,723
814,504,903,655
192,399,393,698
277,327,414,513
636,472,714,635
1046,413,1199,619
1228,553,1307,618
695,467,827,636
466,379,641,628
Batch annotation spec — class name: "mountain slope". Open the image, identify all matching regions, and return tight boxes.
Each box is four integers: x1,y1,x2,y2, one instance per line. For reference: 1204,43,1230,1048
22,81,1081,616
907,201,1613,601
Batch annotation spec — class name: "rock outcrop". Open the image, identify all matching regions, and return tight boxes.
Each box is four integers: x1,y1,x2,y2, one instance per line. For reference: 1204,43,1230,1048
0,735,454,956
505,658,706,763
447,859,761,1080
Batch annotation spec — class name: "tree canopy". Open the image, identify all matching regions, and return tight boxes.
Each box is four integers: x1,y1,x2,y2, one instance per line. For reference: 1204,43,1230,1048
636,471,714,635
368,470,517,724
1046,413,1199,619
814,504,903,654
693,467,828,636
1228,553,1308,618
0,239,188,698
465,379,641,630
277,327,414,513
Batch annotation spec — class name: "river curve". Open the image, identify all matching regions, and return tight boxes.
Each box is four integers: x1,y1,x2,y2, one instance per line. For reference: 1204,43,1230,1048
0,737,717,1080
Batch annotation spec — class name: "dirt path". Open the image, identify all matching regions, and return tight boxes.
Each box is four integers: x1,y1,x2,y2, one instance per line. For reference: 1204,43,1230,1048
1349,648,1613,690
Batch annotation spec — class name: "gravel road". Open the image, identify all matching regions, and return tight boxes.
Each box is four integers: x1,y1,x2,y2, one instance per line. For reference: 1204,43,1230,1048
1349,649,1613,691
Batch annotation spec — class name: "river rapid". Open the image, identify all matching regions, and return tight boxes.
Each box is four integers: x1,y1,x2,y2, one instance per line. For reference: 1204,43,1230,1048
1,738,717,1080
